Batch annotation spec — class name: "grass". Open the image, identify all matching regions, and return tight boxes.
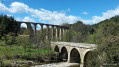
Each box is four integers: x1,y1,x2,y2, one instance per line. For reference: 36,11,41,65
0,36,56,66
0,45,55,58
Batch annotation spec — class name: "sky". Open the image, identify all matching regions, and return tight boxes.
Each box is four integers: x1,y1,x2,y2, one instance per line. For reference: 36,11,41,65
0,0,119,27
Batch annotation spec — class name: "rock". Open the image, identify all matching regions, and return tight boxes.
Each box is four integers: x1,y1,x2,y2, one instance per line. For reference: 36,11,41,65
27,61,33,65
37,56,44,62
50,56,55,60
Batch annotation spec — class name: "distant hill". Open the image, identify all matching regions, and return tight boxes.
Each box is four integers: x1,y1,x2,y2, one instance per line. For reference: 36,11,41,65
63,15,119,43
93,15,119,28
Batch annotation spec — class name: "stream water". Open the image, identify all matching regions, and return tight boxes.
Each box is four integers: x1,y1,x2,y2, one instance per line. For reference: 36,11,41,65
30,62,80,67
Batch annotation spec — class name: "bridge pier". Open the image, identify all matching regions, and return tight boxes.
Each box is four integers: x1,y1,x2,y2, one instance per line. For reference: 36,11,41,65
46,25,49,40
67,50,70,63
40,24,44,41
59,27,62,40
33,24,37,35
51,25,55,40
51,42,96,67
61,28,64,41
55,26,58,40
18,21,69,41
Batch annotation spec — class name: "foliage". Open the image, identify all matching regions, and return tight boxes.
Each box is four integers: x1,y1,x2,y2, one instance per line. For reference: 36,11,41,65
23,23,33,35
62,15,119,67
85,16,119,67
0,15,19,38
63,21,94,43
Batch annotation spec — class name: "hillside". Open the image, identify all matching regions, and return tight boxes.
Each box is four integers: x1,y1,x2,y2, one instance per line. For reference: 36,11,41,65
64,15,119,67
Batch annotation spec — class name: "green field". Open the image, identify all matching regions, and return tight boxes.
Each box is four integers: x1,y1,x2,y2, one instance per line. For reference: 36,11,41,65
0,36,56,66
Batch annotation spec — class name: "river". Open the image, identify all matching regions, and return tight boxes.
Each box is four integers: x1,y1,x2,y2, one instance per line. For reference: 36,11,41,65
30,62,80,67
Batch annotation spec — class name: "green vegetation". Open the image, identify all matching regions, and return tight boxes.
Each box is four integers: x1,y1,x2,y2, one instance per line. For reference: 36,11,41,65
63,16,119,67
0,15,55,67
1,14,119,67
0,36,55,67
62,21,94,43
0,15,19,39
86,19,119,67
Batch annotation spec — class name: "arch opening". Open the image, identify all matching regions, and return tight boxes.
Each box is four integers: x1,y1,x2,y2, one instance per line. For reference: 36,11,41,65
31,24,34,30
84,51,93,67
20,23,27,35
60,46,68,61
54,45,59,52
70,48,81,63
43,25,47,40
36,24,41,34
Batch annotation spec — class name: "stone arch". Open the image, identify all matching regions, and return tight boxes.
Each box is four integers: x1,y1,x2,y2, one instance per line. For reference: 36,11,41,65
83,51,93,67
36,24,41,34
51,25,55,40
31,23,34,31
70,48,81,63
60,46,68,61
54,45,59,52
41,25,46,40
20,23,27,28
31,23,36,34
20,23,27,34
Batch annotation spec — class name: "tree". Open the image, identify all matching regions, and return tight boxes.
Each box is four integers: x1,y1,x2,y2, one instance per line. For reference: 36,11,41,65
23,23,33,35
0,15,19,39
87,19,119,67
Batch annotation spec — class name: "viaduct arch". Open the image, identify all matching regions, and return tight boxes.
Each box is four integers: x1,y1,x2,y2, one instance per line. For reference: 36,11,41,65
60,46,68,60
18,21,69,40
51,42,96,67
54,45,59,52
17,21,96,67
83,51,93,67
70,48,81,63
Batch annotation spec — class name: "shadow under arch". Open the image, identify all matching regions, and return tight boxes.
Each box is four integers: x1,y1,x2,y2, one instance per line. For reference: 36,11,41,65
70,48,81,63
83,51,93,67
54,45,59,52
60,46,68,61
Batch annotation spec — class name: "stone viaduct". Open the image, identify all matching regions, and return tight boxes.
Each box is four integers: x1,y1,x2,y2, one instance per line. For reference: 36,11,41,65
18,21,69,40
18,21,96,67
51,42,96,67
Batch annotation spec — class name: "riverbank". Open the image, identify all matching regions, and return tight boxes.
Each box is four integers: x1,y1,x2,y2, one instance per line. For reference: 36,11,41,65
0,45,58,67
0,36,59,67
0,42,58,67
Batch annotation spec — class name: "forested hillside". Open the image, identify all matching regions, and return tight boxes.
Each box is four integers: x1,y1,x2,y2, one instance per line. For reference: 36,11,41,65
63,15,119,67
0,14,119,67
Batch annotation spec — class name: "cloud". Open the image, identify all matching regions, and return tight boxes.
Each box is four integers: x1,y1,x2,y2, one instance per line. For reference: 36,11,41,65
22,16,35,28
16,16,35,28
9,2,29,13
6,14,13,17
22,16,35,22
0,2,9,12
67,8,71,12
81,7,119,24
0,2,78,25
27,8,78,25
82,11,88,15
16,17,21,21
0,2,119,25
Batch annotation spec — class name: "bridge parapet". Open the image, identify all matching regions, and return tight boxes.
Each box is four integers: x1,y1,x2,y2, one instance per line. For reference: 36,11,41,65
51,41,96,67
51,41,96,49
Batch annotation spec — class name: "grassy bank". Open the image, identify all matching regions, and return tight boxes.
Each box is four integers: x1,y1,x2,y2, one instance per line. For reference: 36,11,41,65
0,36,56,67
